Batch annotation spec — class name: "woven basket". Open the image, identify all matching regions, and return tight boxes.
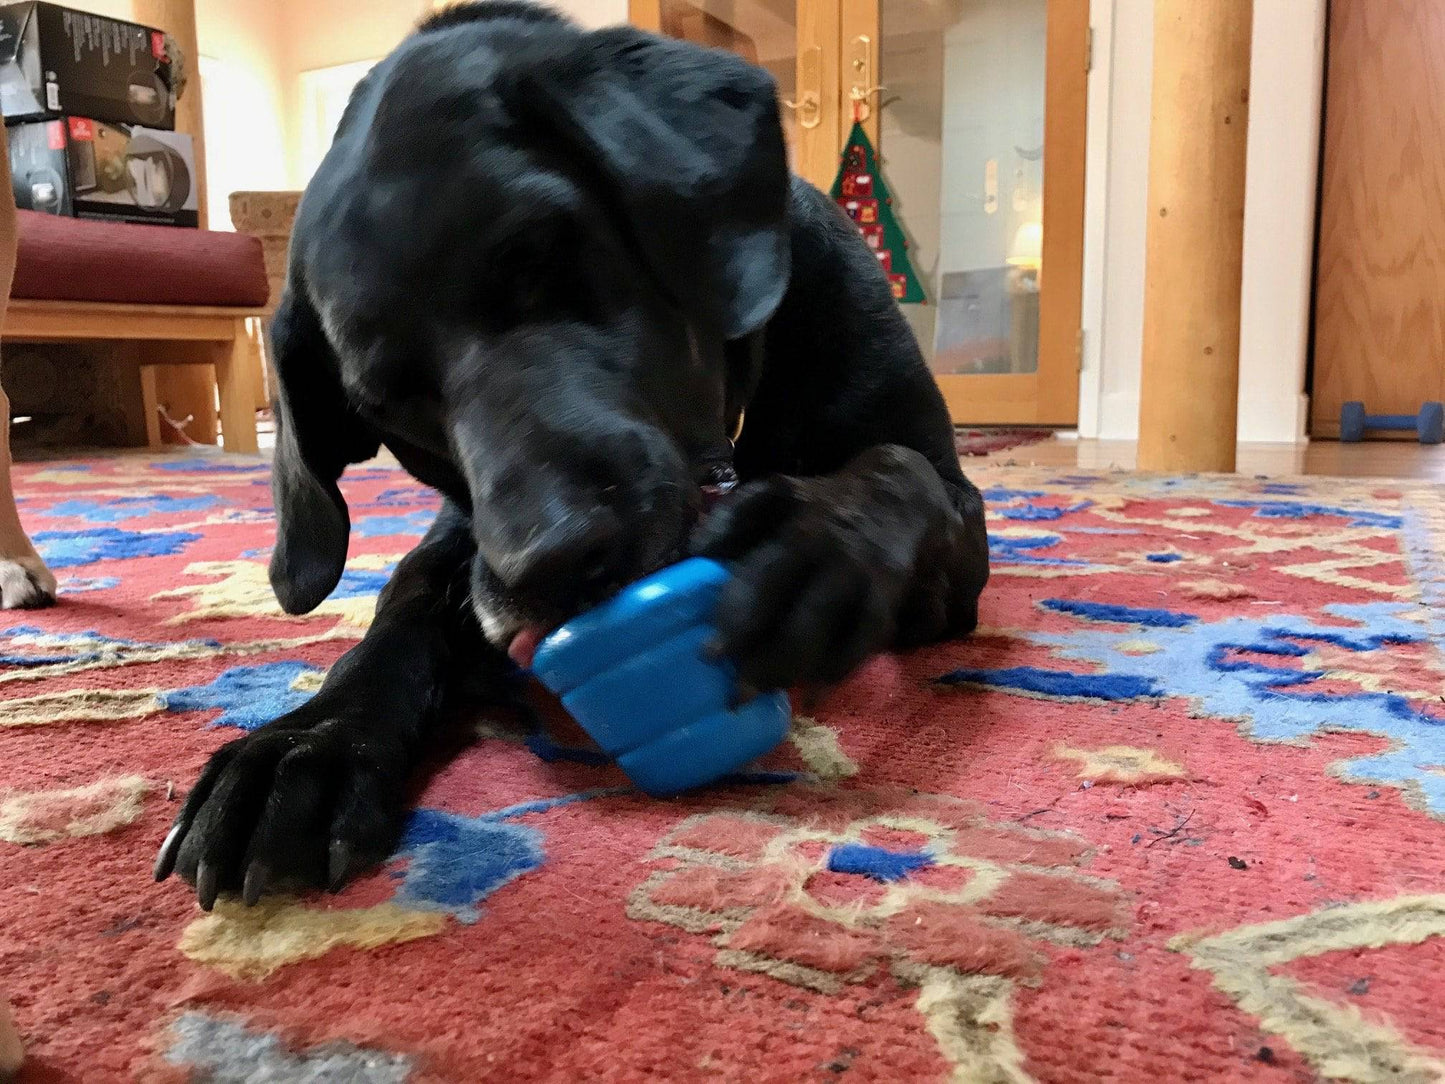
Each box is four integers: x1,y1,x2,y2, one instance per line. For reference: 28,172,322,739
228,191,302,318
228,191,302,404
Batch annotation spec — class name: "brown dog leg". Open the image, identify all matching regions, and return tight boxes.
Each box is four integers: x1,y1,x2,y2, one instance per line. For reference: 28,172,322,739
0,123,55,609
0,384,55,609
0,997,21,1082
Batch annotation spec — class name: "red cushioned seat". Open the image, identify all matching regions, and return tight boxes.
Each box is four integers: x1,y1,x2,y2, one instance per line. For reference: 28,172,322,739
12,211,270,308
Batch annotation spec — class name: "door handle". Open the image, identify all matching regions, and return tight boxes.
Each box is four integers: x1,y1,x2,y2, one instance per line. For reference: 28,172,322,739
783,45,823,129
849,34,883,121
850,85,888,113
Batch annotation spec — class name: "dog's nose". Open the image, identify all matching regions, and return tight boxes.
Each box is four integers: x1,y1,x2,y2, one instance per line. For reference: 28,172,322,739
493,508,626,603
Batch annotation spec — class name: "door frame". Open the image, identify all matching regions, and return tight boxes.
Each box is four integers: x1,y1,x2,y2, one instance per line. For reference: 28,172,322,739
630,0,1089,429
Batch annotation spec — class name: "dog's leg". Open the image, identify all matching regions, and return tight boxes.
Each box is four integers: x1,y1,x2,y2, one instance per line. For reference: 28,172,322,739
0,123,55,611
692,181,990,694
0,387,56,609
695,443,988,694
154,499,502,908
0,994,20,1082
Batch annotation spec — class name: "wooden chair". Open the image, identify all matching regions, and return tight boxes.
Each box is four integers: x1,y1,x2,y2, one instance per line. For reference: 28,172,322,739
6,297,266,454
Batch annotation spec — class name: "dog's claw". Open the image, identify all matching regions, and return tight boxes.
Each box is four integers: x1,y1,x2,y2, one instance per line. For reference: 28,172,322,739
241,861,268,907
195,862,220,912
327,840,352,893
153,823,183,882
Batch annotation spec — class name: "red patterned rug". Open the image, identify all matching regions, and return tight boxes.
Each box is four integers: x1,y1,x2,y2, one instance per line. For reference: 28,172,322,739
3,454,1445,1082
954,428,1053,457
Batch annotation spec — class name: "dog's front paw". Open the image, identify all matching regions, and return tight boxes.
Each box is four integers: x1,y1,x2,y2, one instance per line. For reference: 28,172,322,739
154,711,409,910
692,475,915,694
0,553,55,610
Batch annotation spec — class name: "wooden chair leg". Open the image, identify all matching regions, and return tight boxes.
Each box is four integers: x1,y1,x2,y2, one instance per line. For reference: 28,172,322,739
215,321,260,454
252,317,273,412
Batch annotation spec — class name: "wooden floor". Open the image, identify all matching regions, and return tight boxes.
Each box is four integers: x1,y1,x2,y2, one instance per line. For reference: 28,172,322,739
980,436,1445,481
16,433,1445,483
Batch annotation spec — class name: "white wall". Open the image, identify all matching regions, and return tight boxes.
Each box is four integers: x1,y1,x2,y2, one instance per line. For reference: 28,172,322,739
1087,0,1154,440
1083,0,1326,443
553,0,627,26
198,0,289,227
1237,0,1326,443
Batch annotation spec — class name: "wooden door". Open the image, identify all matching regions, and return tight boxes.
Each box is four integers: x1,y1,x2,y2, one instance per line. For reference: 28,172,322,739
633,0,1089,428
1312,0,1445,438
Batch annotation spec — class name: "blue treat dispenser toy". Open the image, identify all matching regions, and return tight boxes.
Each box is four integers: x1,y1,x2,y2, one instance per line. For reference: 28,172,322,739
530,558,792,796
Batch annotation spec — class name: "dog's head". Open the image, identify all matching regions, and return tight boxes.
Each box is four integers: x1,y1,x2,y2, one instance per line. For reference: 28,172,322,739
268,2,790,658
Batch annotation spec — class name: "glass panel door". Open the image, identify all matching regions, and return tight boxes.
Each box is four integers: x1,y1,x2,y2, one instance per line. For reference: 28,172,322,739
879,0,1046,378
844,1,1087,425
637,0,1088,426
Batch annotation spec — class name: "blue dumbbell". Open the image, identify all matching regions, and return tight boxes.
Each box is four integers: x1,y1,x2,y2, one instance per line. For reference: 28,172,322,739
1340,401,1445,444
531,558,792,797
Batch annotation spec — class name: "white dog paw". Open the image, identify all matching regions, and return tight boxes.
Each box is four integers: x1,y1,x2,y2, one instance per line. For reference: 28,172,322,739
0,554,57,609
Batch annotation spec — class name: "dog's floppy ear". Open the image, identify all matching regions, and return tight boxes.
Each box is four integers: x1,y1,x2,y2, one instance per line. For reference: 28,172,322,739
526,28,791,339
267,289,379,614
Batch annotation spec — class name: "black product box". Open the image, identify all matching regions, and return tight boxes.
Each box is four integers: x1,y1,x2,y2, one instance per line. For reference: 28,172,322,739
0,2,175,128
9,116,197,227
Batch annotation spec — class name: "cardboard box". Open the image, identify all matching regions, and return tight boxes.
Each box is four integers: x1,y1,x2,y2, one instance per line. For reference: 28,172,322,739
0,2,176,128
10,116,197,227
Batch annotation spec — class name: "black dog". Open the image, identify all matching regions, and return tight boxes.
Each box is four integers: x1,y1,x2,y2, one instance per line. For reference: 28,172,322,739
155,1,990,910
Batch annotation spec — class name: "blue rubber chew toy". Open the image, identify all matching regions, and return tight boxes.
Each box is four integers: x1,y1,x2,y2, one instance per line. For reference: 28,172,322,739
530,557,792,797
